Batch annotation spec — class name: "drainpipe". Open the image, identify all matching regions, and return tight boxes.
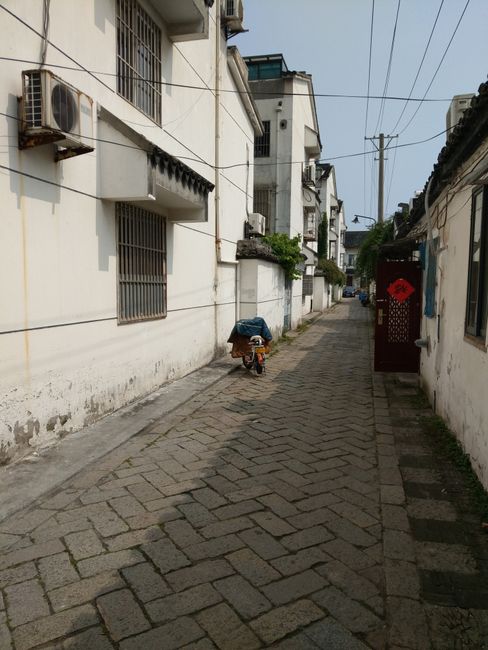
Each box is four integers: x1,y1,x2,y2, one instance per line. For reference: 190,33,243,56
274,100,282,233
214,0,221,262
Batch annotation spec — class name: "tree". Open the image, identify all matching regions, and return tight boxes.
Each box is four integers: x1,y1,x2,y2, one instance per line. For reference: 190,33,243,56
316,258,345,286
356,220,395,282
317,212,328,259
262,233,303,280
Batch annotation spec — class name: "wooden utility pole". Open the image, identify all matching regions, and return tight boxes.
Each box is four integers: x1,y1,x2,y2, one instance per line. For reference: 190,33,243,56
366,133,398,225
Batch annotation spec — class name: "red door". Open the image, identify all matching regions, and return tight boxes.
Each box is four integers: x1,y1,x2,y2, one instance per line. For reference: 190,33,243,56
374,261,422,372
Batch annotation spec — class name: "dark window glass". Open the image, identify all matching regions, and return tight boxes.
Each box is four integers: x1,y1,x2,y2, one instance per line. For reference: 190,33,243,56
255,120,270,157
117,203,167,323
466,188,488,338
116,0,162,123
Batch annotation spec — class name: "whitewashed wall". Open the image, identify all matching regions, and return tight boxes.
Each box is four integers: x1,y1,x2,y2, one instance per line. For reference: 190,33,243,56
418,147,488,489
239,259,285,339
313,277,332,311
0,0,256,462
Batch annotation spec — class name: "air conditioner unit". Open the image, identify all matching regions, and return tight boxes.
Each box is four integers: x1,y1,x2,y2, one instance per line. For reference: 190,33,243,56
19,69,94,160
223,0,244,32
248,212,266,236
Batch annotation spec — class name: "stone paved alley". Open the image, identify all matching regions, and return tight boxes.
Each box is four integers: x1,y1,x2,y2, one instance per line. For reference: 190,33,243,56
1,301,488,649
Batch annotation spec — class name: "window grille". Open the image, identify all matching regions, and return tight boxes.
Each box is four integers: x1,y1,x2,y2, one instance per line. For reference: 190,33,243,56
253,187,273,220
116,0,162,123
117,203,167,323
255,120,270,157
302,275,314,296
303,208,317,240
466,188,488,338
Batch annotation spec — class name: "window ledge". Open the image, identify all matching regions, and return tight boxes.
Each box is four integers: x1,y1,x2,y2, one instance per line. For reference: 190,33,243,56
464,334,487,352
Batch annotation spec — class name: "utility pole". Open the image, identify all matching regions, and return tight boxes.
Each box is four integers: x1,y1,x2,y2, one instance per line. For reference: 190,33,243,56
366,133,398,224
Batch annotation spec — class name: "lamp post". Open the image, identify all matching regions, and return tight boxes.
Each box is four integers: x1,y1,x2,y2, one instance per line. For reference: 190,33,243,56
352,214,377,227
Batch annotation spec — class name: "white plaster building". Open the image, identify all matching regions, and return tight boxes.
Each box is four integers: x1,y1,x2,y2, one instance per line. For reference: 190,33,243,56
0,0,262,462
243,54,322,326
316,163,347,301
400,82,488,488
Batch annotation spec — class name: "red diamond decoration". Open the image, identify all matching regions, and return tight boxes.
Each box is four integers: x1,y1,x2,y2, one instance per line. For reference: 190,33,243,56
387,278,415,303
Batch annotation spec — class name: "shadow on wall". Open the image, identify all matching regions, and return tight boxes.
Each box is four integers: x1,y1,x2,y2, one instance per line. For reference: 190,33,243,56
7,93,61,207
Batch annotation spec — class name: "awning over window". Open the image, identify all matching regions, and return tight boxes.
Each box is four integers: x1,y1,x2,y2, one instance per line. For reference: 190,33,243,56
98,107,214,222
148,0,211,42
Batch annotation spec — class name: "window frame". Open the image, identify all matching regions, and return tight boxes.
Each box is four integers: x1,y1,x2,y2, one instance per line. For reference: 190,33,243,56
465,187,488,340
254,120,271,158
116,0,162,124
116,203,167,325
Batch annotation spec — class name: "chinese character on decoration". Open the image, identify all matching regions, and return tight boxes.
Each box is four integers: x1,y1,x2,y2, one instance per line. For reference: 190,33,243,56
387,278,415,303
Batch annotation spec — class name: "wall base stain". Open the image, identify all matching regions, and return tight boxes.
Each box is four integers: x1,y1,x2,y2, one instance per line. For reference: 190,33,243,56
13,418,40,446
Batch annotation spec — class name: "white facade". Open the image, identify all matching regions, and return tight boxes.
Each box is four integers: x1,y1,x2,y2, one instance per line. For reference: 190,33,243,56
408,92,488,488
239,258,285,338
316,164,346,273
244,55,321,325
0,0,261,462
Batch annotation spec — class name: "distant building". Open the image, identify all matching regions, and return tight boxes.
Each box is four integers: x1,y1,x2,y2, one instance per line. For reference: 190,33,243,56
344,231,369,288
244,53,322,324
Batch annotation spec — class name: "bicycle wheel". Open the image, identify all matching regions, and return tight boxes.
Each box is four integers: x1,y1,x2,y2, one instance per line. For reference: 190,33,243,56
255,354,264,375
242,354,253,370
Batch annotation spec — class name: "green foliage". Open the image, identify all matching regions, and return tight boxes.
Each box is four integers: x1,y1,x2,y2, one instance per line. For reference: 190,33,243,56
262,233,303,280
317,257,346,286
356,220,395,281
317,212,328,259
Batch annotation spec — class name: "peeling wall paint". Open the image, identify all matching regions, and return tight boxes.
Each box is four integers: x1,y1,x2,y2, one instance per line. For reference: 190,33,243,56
0,0,257,463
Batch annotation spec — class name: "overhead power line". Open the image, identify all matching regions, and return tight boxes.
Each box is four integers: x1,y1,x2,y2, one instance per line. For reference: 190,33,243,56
373,0,402,135
398,0,471,135
363,0,375,216
0,109,457,169
389,0,445,135
0,55,454,103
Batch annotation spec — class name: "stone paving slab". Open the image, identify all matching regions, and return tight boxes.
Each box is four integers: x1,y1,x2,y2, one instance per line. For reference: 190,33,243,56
0,301,487,648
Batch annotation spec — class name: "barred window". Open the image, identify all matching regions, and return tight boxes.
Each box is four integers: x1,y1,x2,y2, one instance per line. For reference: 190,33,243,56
117,204,167,323
255,121,270,157
253,187,273,219
116,0,162,123
466,188,488,339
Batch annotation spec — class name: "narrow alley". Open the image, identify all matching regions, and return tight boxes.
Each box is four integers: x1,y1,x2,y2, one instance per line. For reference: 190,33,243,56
0,302,487,649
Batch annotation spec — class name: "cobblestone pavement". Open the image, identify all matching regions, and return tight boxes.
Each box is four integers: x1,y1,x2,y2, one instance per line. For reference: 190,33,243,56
1,301,487,649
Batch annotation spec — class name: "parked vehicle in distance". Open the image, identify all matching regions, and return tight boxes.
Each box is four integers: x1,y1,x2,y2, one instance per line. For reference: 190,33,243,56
342,286,355,297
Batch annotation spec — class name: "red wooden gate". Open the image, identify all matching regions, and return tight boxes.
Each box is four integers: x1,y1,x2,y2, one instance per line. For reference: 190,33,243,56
374,261,422,372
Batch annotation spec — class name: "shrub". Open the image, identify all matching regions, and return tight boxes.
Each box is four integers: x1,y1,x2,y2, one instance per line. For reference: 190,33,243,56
317,258,346,285
262,233,303,280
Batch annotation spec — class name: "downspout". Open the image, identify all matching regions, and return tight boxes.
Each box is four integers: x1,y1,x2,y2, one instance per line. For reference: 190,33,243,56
213,1,221,354
214,0,221,262
274,100,282,233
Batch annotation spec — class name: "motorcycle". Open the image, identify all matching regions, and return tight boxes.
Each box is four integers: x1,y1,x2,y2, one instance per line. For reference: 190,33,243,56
242,334,267,375
227,317,272,376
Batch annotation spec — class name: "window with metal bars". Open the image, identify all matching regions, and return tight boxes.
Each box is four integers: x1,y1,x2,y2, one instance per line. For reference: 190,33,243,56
116,0,162,123
253,187,273,219
117,203,167,323
254,120,270,157
465,188,488,339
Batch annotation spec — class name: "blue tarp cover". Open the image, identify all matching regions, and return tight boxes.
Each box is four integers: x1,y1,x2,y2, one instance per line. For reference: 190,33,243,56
227,317,272,342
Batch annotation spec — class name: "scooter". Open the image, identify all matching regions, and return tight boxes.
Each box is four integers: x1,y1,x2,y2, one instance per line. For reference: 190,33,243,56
242,335,267,375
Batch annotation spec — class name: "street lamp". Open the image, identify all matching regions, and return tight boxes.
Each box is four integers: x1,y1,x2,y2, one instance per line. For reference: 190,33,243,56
352,214,377,226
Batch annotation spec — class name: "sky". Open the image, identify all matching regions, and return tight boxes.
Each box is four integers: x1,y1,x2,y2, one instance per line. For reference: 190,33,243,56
235,0,488,230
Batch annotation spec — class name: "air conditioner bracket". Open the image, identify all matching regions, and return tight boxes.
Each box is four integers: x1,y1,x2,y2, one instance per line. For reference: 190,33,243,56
55,145,94,162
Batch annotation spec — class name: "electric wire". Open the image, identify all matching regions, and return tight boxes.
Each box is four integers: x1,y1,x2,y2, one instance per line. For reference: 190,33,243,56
363,0,375,217
0,55,454,103
389,0,445,135
373,0,402,136
397,0,471,136
0,109,458,168
40,0,50,67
